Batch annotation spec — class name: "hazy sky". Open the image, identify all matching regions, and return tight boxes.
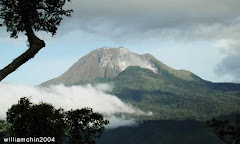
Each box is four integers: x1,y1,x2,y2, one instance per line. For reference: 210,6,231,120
1,0,240,84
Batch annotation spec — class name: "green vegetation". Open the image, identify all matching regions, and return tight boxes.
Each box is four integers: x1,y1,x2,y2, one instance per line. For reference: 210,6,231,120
111,65,240,120
0,120,10,144
7,97,66,143
40,48,240,121
146,53,202,81
67,58,240,121
1,97,109,144
66,108,109,144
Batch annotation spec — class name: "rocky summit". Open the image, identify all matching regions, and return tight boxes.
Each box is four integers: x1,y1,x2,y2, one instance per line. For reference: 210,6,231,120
42,47,198,86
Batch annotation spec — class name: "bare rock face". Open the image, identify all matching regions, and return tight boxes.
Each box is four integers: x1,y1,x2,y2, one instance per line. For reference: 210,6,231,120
42,47,159,86
42,47,195,86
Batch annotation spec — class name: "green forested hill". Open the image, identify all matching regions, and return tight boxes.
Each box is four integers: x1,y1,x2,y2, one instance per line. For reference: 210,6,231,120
111,66,240,120
41,48,240,120
39,48,240,143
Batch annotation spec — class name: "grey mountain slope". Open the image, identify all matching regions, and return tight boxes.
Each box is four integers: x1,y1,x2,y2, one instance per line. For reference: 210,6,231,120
42,47,199,86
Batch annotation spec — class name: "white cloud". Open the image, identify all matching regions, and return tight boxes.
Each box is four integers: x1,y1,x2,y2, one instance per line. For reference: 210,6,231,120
57,0,240,42
0,83,147,128
213,39,240,53
106,116,138,129
213,39,240,82
2,0,240,42
95,83,114,93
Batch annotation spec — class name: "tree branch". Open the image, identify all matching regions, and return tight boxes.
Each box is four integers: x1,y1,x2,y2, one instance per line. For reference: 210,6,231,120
0,27,45,81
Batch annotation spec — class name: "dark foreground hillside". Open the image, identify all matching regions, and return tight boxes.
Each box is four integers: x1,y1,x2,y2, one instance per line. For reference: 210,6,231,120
99,120,224,144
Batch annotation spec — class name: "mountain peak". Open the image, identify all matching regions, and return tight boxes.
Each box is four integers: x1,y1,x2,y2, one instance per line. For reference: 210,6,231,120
97,46,128,50
41,47,200,86
95,46,129,54
118,46,129,51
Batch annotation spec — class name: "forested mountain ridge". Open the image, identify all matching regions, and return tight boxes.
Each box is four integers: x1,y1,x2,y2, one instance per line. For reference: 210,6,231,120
42,47,240,120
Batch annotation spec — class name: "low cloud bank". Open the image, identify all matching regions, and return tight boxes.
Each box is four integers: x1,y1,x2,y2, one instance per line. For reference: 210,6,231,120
106,116,138,129
0,83,147,128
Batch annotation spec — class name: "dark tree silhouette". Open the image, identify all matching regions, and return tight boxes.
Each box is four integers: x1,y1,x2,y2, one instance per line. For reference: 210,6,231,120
7,97,66,143
6,97,109,143
0,120,9,143
66,108,109,144
207,117,240,144
0,0,73,81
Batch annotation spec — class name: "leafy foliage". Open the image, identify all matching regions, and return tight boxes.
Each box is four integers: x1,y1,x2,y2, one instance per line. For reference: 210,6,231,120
7,97,66,143
0,120,10,144
66,108,109,144
0,0,73,82
6,97,109,143
0,0,73,38
207,116,240,144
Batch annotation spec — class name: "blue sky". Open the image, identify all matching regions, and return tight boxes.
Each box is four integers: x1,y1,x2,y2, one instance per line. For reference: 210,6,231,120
1,0,240,85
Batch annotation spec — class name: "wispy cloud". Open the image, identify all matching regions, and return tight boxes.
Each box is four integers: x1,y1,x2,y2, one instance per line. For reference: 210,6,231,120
58,0,240,42
106,116,138,129
214,39,240,82
0,83,148,128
